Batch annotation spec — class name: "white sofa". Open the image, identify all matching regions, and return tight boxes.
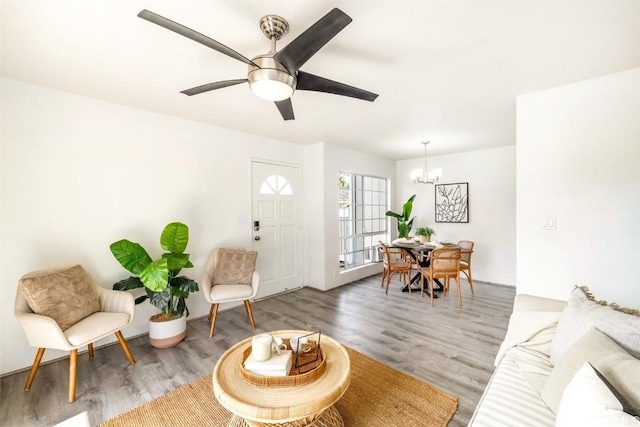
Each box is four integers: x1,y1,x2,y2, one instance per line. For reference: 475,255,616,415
469,287,640,426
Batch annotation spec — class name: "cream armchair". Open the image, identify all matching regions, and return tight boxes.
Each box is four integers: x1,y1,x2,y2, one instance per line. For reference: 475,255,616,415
201,247,260,337
15,265,136,402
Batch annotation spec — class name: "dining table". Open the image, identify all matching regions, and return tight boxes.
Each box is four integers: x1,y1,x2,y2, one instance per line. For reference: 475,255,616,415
390,241,459,296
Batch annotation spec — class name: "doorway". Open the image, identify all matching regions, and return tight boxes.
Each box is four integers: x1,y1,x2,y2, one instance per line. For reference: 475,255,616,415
251,160,303,298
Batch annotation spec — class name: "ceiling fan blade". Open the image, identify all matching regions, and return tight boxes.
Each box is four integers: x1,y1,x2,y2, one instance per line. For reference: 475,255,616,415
274,8,352,73
181,79,248,96
296,71,378,102
275,99,295,120
138,9,258,67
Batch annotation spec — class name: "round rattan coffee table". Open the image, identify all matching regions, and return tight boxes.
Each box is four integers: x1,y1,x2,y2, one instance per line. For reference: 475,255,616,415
212,330,351,427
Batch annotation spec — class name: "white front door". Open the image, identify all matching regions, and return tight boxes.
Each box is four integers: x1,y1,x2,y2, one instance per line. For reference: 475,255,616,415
251,161,303,298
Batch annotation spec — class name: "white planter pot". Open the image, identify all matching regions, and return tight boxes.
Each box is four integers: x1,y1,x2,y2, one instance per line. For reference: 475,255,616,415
148,315,187,348
419,235,431,244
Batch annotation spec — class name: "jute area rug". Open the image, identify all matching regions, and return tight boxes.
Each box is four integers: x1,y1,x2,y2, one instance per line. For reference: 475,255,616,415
99,346,458,427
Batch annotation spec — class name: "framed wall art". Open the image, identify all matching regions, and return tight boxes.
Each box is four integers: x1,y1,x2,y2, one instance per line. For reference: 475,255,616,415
435,183,469,223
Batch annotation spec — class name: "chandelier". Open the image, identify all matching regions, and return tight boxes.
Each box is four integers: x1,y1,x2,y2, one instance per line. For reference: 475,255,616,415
410,141,442,184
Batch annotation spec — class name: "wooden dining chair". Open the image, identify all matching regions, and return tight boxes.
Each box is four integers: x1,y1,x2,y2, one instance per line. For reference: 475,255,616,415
418,247,462,307
379,242,412,294
457,240,475,295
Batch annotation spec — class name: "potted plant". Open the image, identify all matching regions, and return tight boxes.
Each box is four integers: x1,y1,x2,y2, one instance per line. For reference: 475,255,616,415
385,194,416,239
415,226,436,244
110,222,199,348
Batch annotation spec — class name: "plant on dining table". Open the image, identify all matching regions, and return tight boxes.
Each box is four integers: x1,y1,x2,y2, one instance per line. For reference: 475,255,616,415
415,226,435,243
386,194,416,239
415,226,435,237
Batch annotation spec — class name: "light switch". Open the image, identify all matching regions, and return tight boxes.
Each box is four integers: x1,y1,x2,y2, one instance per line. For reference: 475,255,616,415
539,216,556,230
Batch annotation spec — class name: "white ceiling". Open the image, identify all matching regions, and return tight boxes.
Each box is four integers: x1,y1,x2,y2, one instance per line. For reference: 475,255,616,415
2,1,639,160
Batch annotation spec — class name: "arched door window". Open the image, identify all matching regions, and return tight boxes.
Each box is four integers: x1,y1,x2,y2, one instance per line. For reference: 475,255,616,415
260,175,293,195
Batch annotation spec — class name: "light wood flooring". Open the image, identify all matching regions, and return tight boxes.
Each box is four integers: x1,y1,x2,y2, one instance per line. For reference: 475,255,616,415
0,274,515,427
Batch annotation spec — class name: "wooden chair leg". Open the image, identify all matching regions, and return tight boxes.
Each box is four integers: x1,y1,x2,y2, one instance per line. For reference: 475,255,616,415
88,343,94,359
208,303,215,321
209,303,219,338
244,300,256,330
430,276,435,307
69,349,78,403
456,277,463,306
385,270,391,294
24,348,45,391
115,331,135,364
464,269,475,295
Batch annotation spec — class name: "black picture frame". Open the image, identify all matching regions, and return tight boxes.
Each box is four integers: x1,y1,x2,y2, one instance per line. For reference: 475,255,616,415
435,183,469,223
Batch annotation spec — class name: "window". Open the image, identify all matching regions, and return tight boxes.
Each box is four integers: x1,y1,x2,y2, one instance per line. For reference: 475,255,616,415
338,171,388,270
260,175,293,195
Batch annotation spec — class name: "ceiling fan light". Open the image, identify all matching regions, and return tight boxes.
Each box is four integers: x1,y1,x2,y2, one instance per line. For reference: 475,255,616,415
248,68,295,101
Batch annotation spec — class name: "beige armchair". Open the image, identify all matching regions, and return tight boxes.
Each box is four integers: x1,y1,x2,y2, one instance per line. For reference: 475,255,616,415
201,247,260,337
15,265,136,402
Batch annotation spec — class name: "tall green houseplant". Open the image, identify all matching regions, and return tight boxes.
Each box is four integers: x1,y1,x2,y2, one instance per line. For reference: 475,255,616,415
110,222,199,321
386,194,417,238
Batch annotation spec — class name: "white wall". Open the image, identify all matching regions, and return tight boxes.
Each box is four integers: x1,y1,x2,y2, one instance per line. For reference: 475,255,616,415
305,143,396,291
0,79,306,374
516,68,640,308
304,143,326,289
396,146,517,286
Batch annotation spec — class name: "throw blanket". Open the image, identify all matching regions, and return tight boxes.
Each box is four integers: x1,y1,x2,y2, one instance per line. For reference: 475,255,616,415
495,311,562,367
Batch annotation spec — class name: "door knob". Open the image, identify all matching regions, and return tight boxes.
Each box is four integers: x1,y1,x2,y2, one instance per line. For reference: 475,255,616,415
254,236,261,241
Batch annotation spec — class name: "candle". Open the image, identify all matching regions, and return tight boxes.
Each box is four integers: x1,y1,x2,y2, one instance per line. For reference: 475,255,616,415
251,334,273,362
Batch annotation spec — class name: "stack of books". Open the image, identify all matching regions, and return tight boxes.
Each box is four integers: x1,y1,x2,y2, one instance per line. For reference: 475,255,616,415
244,350,293,377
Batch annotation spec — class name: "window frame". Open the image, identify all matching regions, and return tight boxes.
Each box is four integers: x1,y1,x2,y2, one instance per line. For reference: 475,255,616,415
338,171,388,271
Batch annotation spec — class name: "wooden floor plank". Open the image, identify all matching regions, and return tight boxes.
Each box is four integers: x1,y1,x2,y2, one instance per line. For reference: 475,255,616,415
0,275,515,427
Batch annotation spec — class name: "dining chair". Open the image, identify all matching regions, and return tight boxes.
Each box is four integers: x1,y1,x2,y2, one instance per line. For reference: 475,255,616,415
379,242,412,294
200,247,260,337
418,247,462,307
15,265,136,403
457,240,475,295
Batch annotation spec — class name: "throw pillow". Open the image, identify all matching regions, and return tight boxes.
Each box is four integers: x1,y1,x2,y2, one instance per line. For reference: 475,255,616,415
214,249,258,285
541,328,640,414
20,265,101,331
550,286,640,365
556,362,640,427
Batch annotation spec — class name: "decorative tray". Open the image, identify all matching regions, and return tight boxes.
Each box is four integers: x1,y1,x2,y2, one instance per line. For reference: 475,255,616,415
239,338,326,388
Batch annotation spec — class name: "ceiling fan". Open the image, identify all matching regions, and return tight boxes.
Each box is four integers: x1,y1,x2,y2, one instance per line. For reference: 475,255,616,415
138,8,379,121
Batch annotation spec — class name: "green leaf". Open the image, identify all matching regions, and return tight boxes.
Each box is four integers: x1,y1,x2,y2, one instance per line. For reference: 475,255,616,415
398,223,410,238
171,276,199,293
140,258,169,292
162,252,190,271
148,288,170,313
112,276,144,291
110,240,152,275
160,222,188,254
176,298,188,318
401,194,416,221
385,210,402,220
134,295,148,305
